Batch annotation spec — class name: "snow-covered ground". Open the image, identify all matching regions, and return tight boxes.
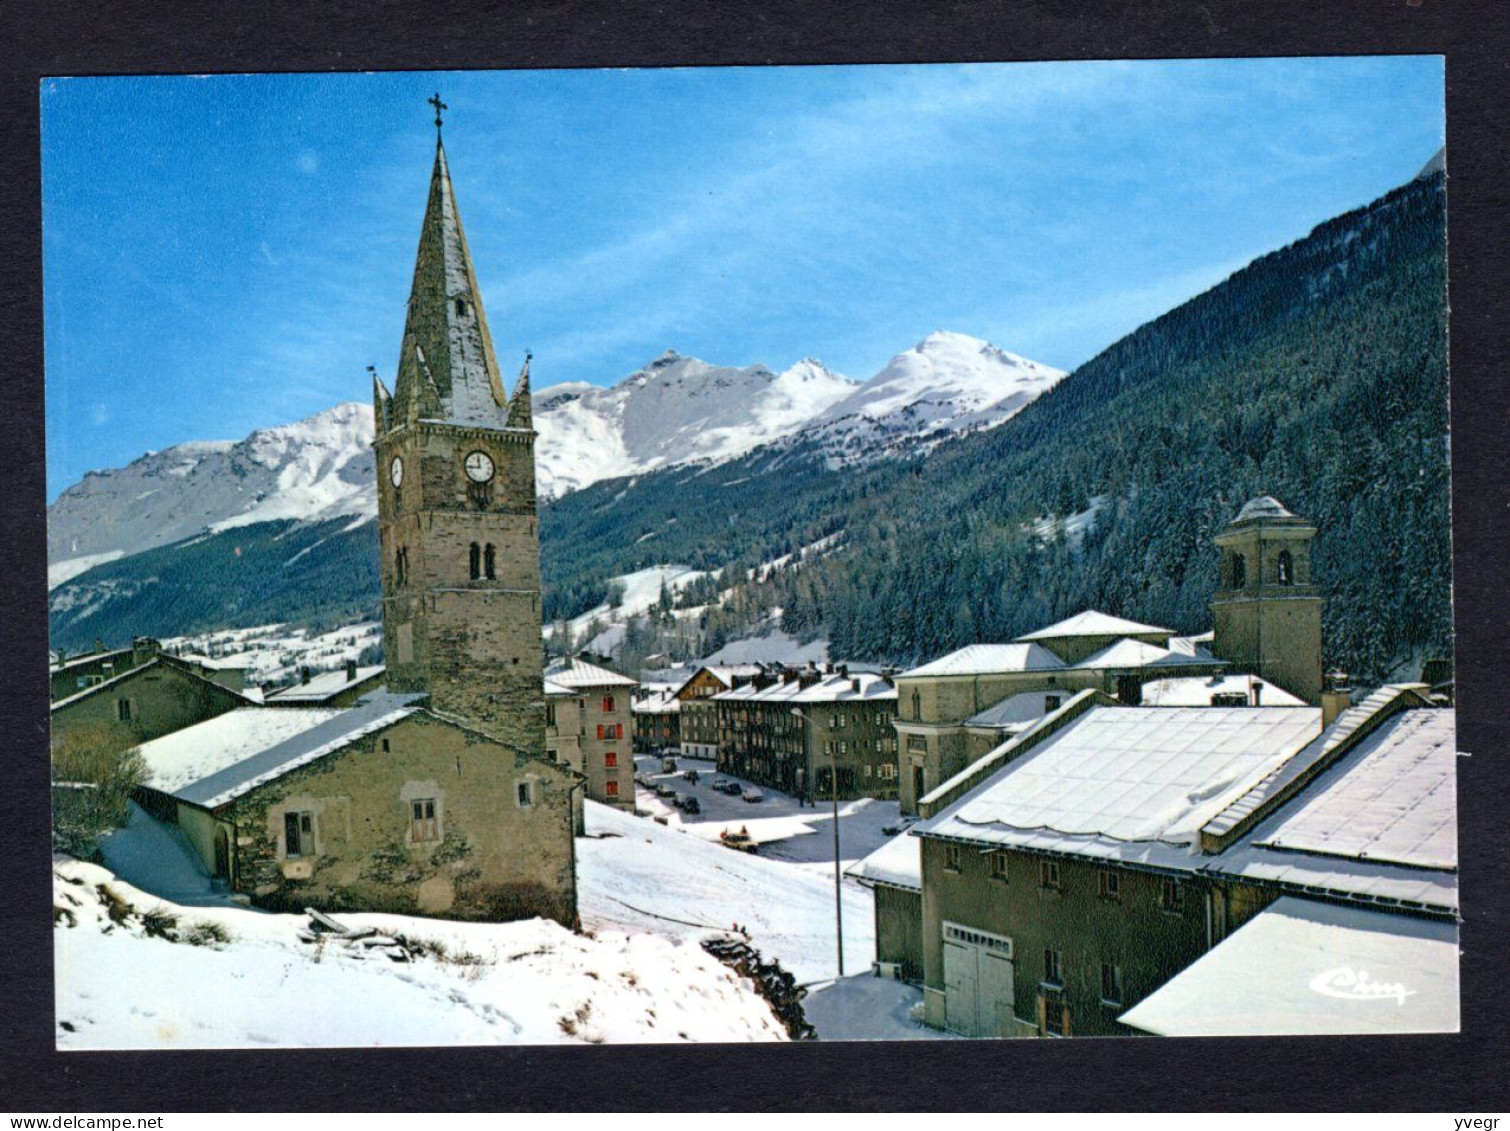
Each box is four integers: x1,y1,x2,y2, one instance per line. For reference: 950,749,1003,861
161,621,382,687
54,852,785,1049
543,564,708,654
803,974,955,1041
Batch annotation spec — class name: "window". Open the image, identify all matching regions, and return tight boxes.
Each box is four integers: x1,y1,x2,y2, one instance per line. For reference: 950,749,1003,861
944,845,962,872
381,738,390,753
484,543,496,580
516,781,534,808
116,698,133,723
395,547,408,586
410,798,439,842
74,676,87,690
989,852,1009,882
605,781,620,798
1231,552,1247,589
604,751,618,768
545,702,556,727
602,695,616,713
1277,549,1294,586
284,811,313,857
1040,859,1061,890
1044,695,1062,713
1161,878,1186,913
455,297,467,317
911,690,921,720
1101,962,1124,1006
878,764,896,780
1097,869,1120,900
1043,948,1064,987
469,542,481,580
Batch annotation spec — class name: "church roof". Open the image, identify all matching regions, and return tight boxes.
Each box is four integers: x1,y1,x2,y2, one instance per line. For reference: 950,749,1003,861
1015,609,1172,643
388,138,518,431
900,643,1066,679
1071,638,1221,671
1234,495,1296,522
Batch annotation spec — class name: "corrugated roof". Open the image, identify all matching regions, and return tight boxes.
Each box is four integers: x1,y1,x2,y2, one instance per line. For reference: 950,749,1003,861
900,643,1065,679
1119,896,1458,1036
543,657,638,689
920,705,1321,852
1015,609,1172,642
139,692,425,809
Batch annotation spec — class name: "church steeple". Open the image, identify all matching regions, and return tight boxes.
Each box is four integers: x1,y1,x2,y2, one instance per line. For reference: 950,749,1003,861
388,137,514,430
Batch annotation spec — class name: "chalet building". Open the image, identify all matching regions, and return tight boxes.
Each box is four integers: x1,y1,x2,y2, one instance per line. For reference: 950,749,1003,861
713,664,898,800
263,661,387,708
676,664,764,760
96,116,581,925
893,496,1326,815
50,652,257,749
544,656,637,811
631,685,681,753
895,683,1454,1037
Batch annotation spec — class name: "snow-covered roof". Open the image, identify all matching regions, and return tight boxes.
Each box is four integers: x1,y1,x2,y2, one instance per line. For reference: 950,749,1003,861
713,671,897,705
1120,896,1457,1036
900,643,1065,679
52,647,134,673
1232,495,1297,524
918,705,1322,859
632,689,682,714
1140,674,1304,708
848,831,921,891
138,692,425,809
264,665,386,703
1072,638,1221,671
1015,610,1172,643
1167,631,1216,658
50,658,254,713
175,652,256,670
544,657,637,689
964,690,1065,730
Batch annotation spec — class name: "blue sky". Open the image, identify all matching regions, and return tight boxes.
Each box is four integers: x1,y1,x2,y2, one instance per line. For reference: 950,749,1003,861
41,59,1443,499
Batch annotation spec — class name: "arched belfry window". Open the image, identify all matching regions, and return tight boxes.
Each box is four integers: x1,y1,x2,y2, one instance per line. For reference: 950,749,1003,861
1277,549,1294,586
396,547,408,586
469,542,481,581
484,543,497,581
455,298,467,317
911,689,922,721
1231,552,1247,590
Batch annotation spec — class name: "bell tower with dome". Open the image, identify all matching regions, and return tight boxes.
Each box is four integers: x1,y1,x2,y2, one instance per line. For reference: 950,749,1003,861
1210,496,1324,703
372,106,543,758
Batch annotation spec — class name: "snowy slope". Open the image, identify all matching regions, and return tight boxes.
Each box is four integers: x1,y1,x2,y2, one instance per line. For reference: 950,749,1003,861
533,351,857,498
48,402,375,573
54,856,785,1049
799,331,1066,464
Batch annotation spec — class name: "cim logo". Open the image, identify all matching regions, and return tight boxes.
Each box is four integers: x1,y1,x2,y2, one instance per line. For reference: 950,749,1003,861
1309,965,1416,1006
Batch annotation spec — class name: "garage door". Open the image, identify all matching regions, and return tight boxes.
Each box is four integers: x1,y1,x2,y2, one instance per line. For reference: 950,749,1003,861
942,922,1015,1037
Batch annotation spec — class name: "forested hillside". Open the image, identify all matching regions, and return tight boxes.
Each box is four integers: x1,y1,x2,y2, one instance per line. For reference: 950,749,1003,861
541,173,1451,681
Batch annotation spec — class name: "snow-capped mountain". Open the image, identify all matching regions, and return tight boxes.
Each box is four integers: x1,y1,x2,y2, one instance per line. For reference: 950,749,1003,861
48,402,376,582
532,352,857,498
796,331,1067,465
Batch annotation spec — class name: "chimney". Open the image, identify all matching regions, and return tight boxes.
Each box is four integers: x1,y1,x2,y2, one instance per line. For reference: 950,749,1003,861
1250,681,1263,707
850,677,861,694
1321,669,1352,728
837,663,849,678
300,665,312,685
346,659,358,683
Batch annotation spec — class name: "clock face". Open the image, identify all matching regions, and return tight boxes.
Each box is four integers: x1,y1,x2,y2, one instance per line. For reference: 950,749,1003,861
389,456,404,488
464,450,496,483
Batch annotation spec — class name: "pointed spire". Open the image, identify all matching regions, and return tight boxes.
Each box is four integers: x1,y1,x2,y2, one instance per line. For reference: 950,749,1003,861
370,365,392,433
507,351,533,429
390,129,510,429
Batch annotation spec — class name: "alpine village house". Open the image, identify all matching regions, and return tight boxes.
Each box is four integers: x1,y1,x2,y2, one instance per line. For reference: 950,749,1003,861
81,120,582,925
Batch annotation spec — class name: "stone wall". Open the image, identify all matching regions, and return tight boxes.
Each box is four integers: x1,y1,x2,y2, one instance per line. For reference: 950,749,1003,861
50,663,246,749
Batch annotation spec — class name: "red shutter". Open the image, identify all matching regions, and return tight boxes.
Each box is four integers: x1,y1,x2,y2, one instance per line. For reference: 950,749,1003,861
597,724,604,740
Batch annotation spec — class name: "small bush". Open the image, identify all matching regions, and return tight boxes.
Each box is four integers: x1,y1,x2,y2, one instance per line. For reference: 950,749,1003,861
51,725,145,858
184,920,233,947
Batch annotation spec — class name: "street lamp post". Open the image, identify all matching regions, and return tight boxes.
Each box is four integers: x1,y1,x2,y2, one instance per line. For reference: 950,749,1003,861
792,706,843,979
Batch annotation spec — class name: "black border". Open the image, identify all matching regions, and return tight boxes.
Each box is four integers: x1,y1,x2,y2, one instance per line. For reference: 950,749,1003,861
3,0,1506,1113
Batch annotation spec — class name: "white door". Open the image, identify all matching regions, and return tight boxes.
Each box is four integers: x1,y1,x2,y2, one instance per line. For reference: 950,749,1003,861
981,949,1016,1037
943,939,979,1035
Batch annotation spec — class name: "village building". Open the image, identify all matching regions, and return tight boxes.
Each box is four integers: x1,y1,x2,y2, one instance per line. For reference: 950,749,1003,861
892,496,1326,815
50,649,257,749
713,664,898,800
676,664,764,760
544,656,637,810
631,684,681,754
263,660,387,708
886,682,1453,1037
90,116,581,925
131,693,578,922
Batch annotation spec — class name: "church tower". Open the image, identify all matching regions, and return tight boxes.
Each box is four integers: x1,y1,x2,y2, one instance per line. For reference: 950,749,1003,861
373,119,543,757
1210,496,1324,703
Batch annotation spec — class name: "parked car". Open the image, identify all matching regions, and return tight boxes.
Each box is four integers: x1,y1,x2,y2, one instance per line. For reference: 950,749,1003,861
719,828,757,853
882,815,920,836
654,784,677,799
634,773,651,788
714,780,743,795
741,787,765,803
678,796,701,815
682,769,700,784
661,756,678,773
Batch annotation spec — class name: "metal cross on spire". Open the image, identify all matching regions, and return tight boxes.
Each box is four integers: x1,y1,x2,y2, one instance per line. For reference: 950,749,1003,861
428,92,448,133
